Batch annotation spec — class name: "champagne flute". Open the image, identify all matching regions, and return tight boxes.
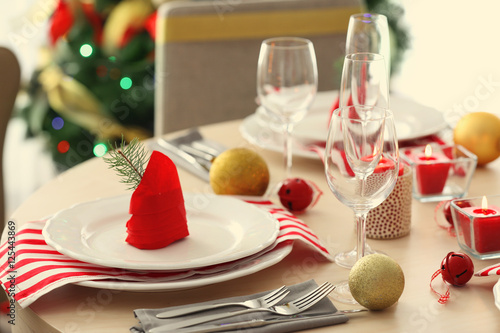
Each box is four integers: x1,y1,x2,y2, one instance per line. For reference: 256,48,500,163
257,37,318,179
325,105,399,303
346,13,391,77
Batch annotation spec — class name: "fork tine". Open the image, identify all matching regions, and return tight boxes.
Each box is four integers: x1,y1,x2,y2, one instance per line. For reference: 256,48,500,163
290,282,330,305
264,285,287,302
296,283,335,309
266,289,290,306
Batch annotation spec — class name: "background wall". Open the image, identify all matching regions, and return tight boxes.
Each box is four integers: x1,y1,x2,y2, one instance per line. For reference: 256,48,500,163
394,0,500,125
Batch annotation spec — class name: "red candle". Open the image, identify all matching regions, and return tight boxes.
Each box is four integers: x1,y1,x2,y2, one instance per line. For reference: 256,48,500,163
457,196,500,253
415,145,451,195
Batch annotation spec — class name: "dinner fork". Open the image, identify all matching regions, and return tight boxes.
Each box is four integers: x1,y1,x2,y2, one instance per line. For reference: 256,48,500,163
156,285,289,318
150,282,335,332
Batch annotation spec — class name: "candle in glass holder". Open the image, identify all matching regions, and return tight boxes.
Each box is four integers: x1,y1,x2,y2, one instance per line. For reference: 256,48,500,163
415,145,451,195
457,196,500,253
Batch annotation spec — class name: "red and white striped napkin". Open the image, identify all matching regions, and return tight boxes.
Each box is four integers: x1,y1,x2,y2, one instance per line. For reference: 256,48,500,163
475,263,500,277
0,199,332,308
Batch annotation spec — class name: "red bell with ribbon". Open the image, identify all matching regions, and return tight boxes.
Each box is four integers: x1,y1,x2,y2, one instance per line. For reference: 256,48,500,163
430,251,474,304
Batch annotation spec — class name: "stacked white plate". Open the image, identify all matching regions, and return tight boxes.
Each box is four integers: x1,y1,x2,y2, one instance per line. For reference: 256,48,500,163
240,91,448,158
42,194,290,291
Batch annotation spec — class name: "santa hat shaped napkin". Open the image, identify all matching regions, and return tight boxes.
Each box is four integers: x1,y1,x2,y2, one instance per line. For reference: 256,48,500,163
126,151,189,249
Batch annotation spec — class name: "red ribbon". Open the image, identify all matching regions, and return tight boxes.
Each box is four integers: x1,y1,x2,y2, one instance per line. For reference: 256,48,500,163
430,269,451,304
49,0,74,45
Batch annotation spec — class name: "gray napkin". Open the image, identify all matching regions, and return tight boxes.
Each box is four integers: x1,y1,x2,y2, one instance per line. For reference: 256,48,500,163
130,280,348,332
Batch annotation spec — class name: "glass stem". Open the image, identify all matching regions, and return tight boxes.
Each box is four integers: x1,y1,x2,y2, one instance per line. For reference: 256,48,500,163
354,172,369,262
283,121,294,179
355,211,368,262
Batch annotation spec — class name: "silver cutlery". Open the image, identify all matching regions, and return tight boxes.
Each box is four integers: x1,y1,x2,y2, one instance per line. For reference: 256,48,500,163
152,128,226,181
155,138,211,181
156,285,289,319
179,144,216,163
149,282,335,332
169,312,350,333
169,128,225,162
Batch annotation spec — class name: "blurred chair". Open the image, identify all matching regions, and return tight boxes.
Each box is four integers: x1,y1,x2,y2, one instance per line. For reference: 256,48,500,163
155,0,362,135
0,47,20,227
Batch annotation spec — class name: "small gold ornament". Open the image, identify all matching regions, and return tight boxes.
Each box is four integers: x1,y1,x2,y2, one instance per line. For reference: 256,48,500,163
349,254,405,310
210,148,270,196
102,0,154,55
453,112,500,166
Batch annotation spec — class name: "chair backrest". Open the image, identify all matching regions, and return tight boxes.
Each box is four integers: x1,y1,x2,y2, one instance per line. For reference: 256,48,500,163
0,47,20,225
155,0,362,135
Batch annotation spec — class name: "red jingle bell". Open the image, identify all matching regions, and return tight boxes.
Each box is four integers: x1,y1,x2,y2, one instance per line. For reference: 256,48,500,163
278,178,314,213
440,251,474,286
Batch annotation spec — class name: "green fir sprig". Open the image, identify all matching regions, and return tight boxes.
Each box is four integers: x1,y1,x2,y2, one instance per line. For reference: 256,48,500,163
103,137,149,190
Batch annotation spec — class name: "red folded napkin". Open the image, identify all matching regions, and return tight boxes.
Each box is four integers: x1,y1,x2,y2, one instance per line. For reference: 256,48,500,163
0,200,332,308
126,151,189,249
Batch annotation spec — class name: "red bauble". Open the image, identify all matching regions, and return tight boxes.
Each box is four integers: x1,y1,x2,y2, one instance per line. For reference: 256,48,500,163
443,201,453,225
443,199,472,225
278,178,314,213
440,252,474,286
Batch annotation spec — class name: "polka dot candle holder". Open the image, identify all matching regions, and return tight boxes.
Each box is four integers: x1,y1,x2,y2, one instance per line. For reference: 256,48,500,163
366,165,413,239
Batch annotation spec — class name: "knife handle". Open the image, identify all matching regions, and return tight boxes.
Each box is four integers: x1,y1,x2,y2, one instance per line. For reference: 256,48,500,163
156,302,247,319
150,308,262,332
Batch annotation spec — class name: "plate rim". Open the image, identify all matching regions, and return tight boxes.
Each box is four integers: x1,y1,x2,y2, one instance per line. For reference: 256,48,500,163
42,193,280,271
74,243,293,291
240,91,448,156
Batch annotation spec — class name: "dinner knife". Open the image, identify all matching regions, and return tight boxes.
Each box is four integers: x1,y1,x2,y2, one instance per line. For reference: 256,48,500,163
148,313,346,333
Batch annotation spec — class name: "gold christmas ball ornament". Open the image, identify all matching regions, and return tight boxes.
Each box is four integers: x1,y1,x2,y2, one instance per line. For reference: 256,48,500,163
349,254,405,310
210,148,270,196
453,111,500,166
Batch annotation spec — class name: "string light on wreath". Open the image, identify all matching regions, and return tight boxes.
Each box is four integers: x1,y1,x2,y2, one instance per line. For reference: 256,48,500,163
120,77,133,90
79,43,93,58
93,143,108,157
57,140,70,154
51,117,64,130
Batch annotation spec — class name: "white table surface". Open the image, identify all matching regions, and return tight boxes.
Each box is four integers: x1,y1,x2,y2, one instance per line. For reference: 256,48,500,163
5,119,500,333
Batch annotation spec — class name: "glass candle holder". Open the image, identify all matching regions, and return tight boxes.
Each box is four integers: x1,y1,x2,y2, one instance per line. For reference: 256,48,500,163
401,144,477,202
451,195,500,260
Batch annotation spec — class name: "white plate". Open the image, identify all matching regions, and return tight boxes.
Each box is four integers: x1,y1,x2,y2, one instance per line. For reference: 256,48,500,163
75,244,293,291
43,194,279,271
240,91,448,157
494,278,500,311
240,113,319,159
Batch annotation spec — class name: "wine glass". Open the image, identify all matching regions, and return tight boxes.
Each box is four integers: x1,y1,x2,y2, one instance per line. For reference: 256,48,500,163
257,37,318,179
325,105,399,303
336,52,390,266
339,53,389,109
346,13,391,77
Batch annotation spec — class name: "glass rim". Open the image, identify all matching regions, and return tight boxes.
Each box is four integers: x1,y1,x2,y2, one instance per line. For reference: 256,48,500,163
350,13,388,22
345,52,385,62
332,105,394,120
261,37,313,49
